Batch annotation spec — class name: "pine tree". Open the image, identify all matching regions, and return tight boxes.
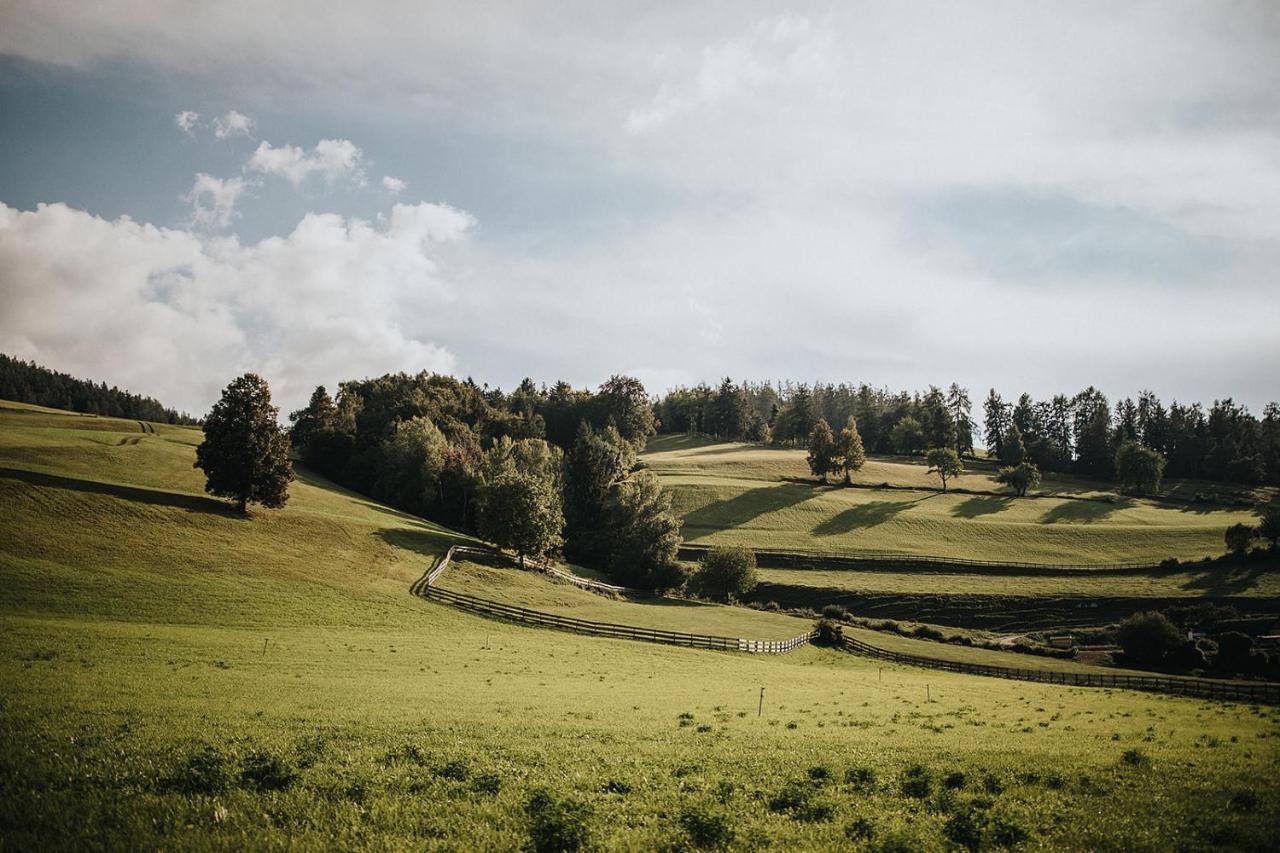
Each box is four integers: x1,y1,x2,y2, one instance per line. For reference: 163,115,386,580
983,390,1008,461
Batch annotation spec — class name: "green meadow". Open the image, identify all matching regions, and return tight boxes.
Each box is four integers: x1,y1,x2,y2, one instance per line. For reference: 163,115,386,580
643,436,1261,565
3,403,1279,850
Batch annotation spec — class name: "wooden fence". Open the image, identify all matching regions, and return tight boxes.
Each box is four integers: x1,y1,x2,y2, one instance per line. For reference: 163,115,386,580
841,635,1280,705
412,544,815,654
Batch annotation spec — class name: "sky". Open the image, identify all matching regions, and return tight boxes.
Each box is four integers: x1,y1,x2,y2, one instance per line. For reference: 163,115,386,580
0,1,1277,417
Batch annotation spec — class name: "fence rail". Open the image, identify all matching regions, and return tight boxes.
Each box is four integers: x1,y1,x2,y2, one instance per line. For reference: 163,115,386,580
677,543,1165,574
412,544,815,654
840,635,1280,705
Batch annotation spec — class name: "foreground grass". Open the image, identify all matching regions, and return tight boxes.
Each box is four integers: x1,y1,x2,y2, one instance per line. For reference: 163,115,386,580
2,403,1278,849
643,439,1258,564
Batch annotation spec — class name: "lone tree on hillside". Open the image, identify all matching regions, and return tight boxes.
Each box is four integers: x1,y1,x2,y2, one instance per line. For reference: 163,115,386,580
996,461,1041,497
697,546,758,602
194,374,293,514
925,447,963,492
835,416,867,485
478,471,564,568
807,419,839,483
1114,440,1166,494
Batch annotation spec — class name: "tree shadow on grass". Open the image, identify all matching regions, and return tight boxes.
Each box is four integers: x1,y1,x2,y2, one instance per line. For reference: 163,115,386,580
950,495,1013,519
680,483,815,535
812,499,919,536
376,527,469,559
1039,498,1133,524
1179,562,1275,596
293,463,446,529
0,465,239,517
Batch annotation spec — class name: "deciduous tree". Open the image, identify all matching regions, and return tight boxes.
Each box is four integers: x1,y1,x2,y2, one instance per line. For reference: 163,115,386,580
807,418,839,482
835,416,867,484
996,462,1041,497
697,546,758,602
194,374,293,514
925,447,963,492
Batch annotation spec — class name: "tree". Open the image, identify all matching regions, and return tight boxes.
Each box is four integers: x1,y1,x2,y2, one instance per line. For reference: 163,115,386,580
807,419,839,482
1000,422,1026,466
697,546,758,601
947,383,973,455
477,472,564,568
996,462,1041,497
1115,611,1182,665
1114,439,1166,494
925,447,963,492
562,422,634,566
1224,523,1257,556
606,470,682,589
890,415,926,456
835,416,867,485
1258,501,1280,548
194,374,293,514
594,375,656,448
983,390,1008,461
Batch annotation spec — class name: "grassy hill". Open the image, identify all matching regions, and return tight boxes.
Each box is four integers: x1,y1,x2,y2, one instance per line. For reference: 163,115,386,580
2,403,1278,850
644,436,1260,564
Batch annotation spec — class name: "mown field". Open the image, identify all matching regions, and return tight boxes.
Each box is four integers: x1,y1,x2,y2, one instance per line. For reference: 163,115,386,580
2,403,1279,850
643,435,1261,565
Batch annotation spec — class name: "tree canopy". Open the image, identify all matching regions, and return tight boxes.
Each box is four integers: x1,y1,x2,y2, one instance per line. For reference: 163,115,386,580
194,374,293,514
697,546,759,602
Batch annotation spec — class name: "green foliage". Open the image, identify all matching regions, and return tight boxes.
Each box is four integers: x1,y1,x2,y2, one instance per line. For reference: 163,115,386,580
477,471,564,565
806,418,839,482
593,375,656,448
194,374,293,513
900,764,932,798
1256,501,1280,547
890,416,925,456
605,469,682,588
1115,611,1182,665
996,461,1041,497
0,353,197,424
697,546,758,601
925,447,963,492
1115,439,1166,494
525,789,592,853
1000,421,1026,465
835,416,867,484
678,805,735,849
1224,522,1257,555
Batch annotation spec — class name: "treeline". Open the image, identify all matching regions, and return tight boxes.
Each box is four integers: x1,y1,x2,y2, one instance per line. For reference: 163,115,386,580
0,354,198,425
655,379,1280,486
288,373,683,589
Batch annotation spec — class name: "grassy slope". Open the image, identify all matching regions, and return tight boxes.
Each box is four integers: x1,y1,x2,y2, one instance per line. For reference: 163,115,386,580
643,437,1259,564
2,403,1278,850
438,558,813,640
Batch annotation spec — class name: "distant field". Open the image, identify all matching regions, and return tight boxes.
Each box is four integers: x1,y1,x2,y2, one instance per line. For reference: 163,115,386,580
438,558,813,640
644,436,1259,564
3,403,1279,849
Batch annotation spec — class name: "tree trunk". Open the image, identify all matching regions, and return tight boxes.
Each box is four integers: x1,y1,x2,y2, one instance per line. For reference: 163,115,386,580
238,494,248,515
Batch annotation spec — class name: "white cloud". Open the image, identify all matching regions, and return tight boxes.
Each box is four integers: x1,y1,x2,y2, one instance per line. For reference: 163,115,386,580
382,175,406,194
175,110,200,135
183,173,246,230
212,109,254,139
0,200,468,414
247,138,365,186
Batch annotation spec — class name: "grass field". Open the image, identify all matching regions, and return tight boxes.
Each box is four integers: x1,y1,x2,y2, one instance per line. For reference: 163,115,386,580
644,436,1260,565
3,403,1279,849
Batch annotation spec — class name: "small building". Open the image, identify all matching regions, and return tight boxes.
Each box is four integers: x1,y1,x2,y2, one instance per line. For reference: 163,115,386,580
1048,635,1075,650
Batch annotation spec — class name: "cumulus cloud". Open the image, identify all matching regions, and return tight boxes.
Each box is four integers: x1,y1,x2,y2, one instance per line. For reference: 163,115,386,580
175,110,200,135
212,109,254,139
183,173,246,230
0,200,469,414
382,175,406,194
247,138,365,186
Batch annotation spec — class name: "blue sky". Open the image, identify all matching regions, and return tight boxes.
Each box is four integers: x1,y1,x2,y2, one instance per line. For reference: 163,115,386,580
0,2,1277,415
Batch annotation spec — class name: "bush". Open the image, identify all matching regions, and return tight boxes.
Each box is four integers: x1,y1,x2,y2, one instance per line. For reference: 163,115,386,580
471,772,502,795
912,625,945,641
942,771,967,790
650,560,692,594
1213,631,1256,674
697,546,758,601
436,759,469,781
1120,748,1147,768
845,766,877,789
763,600,780,611
525,789,592,853
814,619,844,647
1225,523,1257,555
678,805,735,849
1115,611,1182,665
822,604,848,620
239,749,297,792
767,780,813,813
845,817,875,841
943,809,984,852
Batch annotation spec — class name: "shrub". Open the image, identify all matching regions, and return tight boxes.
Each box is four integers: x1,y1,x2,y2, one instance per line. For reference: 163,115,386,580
807,765,832,783
1120,749,1147,768
942,771,967,790
763,600,781,611
471,772,502,795
845,817,875,841
943,809,984,852
168,746,234,795
912,625,945,641
1115,611,1181,665
697,546,758,602
982,773,1004,794
678,805,735,849
845,766,877,789
813,619,843,647
989,815,1030,847
436,759,469,781
525,789,592,853
1224,523,1257,555
239,749,297,792
901,765,932,798
767,780,813,813
822,604,848,620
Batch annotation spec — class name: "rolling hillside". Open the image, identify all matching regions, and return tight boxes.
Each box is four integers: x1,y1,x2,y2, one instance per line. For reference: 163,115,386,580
2,402,1278,850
